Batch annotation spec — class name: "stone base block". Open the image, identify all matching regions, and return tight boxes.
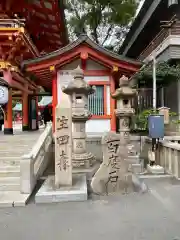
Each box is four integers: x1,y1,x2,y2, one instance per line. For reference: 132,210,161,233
73,163,100,180
127,155,140,164
0,191,30,207
131,163,143,174
72,152,95,168
35,174,87,204
147,164,165,174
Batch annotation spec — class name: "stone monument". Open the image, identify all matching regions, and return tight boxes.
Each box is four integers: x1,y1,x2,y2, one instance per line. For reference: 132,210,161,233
55,93,72,187
91,131,147,195
63,66,95,169
91,75,147,195
35,70,88,204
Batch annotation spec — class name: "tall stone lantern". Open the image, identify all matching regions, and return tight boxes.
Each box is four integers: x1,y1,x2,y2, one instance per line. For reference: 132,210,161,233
62,66,95,168
111,75,136,143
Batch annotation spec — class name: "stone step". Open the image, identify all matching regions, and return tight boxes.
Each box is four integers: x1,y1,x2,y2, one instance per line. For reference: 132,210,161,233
0,157,21,166
0,143,34,146
0,152,30,157
0,177,20,191
0,183,20,191
0,176,20,184
0,138,38,141
0,191,30,207
0,166,20,177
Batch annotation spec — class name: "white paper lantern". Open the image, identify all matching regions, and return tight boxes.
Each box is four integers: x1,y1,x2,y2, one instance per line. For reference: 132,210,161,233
0,86,8,105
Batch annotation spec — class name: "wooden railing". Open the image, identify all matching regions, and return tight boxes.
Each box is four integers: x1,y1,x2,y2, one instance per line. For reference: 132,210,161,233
20,122,53,194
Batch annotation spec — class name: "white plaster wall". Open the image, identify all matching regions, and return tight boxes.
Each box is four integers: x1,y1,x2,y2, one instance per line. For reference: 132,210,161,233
86,119,111,136
86,59,107,70
57,71,74,104
84,76,109,82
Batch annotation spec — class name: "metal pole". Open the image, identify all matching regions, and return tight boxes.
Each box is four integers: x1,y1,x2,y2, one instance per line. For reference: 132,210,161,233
152,55,156,111
161,87,164,107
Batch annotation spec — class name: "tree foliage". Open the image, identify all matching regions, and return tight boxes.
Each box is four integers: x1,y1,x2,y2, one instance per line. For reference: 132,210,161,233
133,61,180,87
132,108,178,131
65,0,138,51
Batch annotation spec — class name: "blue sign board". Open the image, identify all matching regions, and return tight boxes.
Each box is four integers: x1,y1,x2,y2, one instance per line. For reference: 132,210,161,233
148,115,164,138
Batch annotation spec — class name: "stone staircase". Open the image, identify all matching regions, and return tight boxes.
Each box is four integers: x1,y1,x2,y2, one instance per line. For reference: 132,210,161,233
0,130,43,206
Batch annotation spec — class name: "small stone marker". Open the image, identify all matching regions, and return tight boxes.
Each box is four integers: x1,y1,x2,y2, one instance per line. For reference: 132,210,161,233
55,92,72,187
91,132,132,195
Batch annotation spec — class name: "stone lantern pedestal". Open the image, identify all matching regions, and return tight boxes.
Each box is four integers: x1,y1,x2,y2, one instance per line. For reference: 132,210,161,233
111,75,136,144
111,75,143,173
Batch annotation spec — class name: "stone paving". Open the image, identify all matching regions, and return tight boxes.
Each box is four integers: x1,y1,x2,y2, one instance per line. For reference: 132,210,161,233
0,177,180,240
0,128,43,158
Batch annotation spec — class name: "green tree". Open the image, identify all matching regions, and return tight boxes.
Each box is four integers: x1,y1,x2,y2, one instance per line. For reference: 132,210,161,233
65,0,138,51
134,62,180,87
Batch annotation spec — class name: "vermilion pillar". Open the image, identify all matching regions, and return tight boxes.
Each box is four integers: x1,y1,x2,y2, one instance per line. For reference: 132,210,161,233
52,73,58,132
110,75,116,132
22,91,29,131
4,88,13,135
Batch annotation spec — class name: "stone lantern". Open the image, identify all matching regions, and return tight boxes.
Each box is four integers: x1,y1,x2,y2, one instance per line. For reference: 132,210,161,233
62,66,95,168
111,75,136,143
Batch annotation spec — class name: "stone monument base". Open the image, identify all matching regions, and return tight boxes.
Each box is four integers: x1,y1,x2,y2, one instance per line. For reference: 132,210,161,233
91,171,148,195
72,152,95,168
73,162,100,181
35,174,87,204
147,164,165,174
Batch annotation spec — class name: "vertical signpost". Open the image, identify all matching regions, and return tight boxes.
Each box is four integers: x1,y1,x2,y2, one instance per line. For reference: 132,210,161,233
55,92,72,187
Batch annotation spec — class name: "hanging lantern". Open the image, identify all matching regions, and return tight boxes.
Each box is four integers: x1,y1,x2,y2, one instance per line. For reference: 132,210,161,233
168,0,178,7
0,77,9,105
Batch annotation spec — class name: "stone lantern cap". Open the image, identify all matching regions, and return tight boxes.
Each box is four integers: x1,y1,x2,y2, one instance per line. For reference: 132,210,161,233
111,75,137,99
0,77,9,88
62,66,95,95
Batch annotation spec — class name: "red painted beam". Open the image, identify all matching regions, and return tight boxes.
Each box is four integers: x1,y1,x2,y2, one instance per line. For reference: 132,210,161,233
27,50,80,71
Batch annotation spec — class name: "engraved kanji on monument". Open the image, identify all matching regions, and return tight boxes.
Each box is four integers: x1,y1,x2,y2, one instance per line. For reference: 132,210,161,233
55,92,72,187
91,132,132,195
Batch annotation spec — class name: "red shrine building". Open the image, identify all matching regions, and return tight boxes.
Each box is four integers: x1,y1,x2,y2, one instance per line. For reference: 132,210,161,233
22,35,142,134
0,0,68,134
0,0,141,135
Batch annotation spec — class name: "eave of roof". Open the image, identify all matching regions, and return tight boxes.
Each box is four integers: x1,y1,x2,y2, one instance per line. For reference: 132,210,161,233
4,0,69,52
22,34,142,68
119,0,155,54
